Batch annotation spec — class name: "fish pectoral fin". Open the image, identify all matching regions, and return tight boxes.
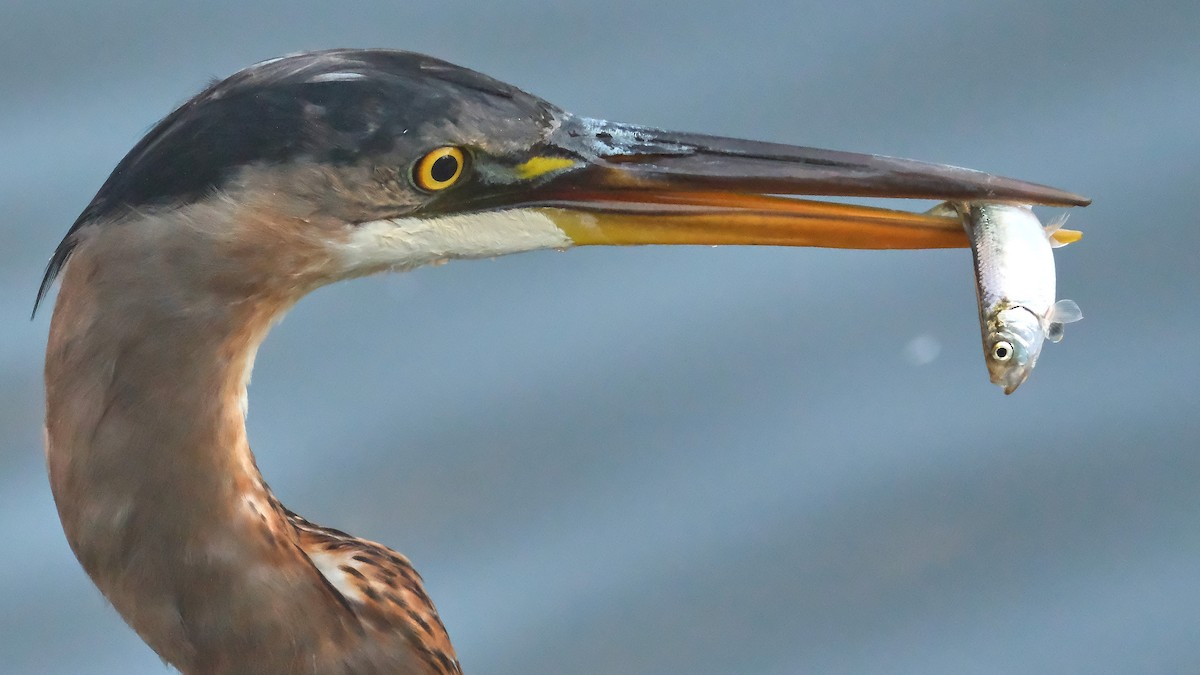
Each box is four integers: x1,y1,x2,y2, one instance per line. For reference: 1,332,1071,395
1047,322,1066,343
1045,299,1083,343
1051,297,1089,341
1051,298,1083,323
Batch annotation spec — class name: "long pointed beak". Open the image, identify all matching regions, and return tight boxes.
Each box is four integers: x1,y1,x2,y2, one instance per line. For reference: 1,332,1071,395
493,116,1089,249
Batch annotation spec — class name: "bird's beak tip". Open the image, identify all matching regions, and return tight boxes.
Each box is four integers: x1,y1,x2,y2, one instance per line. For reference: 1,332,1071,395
515,117,1089,250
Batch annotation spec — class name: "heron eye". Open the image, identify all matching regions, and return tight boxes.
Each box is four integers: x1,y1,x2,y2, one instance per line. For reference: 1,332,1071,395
992,341,1014,362
413,146,466,191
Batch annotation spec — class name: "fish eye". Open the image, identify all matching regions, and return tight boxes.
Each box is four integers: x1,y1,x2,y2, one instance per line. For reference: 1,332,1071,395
412,146,466,191
991,341,1014,362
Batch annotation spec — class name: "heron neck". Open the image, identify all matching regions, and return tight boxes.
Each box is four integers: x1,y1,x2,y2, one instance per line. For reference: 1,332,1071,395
42,215,351,671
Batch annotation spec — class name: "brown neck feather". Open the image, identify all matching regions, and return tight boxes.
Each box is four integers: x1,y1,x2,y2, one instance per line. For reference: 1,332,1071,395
44,205,458,674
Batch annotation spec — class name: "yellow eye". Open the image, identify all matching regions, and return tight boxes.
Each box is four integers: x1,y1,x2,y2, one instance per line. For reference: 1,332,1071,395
413,146,466,191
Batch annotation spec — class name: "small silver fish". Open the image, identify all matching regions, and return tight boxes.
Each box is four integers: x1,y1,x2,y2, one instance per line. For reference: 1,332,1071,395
956,202,1083,394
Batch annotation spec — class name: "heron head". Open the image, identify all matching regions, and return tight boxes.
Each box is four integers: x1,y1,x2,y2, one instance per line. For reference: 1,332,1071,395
37,49,1089,313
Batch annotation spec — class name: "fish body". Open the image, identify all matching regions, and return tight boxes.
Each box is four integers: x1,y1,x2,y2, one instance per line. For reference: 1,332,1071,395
959,202,1082,394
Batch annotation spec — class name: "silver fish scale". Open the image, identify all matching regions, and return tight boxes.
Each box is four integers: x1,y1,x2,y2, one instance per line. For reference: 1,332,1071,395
966,203,1057,316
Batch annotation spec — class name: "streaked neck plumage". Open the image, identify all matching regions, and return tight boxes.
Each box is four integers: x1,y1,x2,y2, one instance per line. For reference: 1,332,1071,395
43,202,460,675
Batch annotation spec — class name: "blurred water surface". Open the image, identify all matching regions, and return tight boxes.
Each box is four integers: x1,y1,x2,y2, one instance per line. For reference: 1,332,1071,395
2,1,1198,673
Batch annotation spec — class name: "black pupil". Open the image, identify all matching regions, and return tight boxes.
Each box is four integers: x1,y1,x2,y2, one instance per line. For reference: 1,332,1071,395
995,346,1008,358
430,154,459,183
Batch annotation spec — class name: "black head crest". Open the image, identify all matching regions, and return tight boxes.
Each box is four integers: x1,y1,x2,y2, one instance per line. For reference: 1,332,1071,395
34,49,552,315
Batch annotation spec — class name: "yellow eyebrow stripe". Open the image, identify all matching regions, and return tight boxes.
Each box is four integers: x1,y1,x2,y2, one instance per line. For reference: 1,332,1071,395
514,156,578,180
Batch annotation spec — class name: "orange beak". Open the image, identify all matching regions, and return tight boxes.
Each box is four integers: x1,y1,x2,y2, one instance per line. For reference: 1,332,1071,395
481,116,1089,250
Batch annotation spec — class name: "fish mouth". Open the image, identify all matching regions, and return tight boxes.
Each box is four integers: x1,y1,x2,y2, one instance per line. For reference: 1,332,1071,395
988,348,1034,395
998,368,1033,395
986,310,1044,395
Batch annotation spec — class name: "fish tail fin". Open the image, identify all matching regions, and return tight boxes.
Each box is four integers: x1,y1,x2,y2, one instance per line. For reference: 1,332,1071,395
924,201,962,219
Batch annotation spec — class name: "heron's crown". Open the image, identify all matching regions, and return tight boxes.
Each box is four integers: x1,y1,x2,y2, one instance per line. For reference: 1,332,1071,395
37,49,561,311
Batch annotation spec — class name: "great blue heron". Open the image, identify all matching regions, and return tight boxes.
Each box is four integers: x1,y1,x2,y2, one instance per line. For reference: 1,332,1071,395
37,49,1088,674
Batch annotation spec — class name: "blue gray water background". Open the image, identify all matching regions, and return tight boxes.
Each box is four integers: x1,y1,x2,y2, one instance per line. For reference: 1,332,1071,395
2,1,1198,673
